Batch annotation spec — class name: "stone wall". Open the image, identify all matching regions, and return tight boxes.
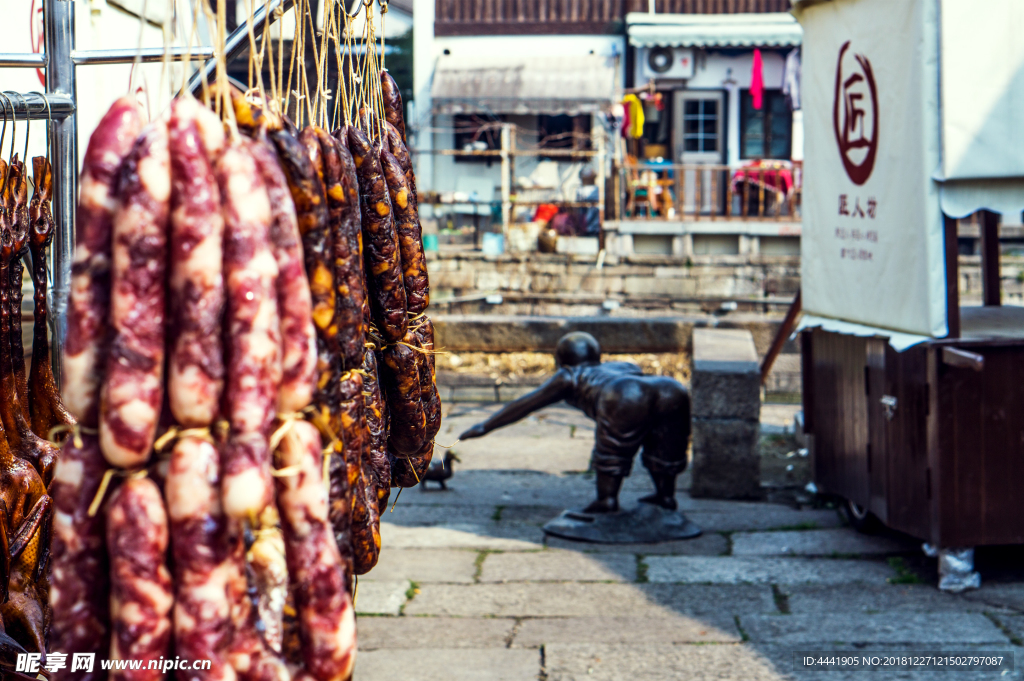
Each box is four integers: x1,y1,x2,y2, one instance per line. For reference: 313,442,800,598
427,251,801,316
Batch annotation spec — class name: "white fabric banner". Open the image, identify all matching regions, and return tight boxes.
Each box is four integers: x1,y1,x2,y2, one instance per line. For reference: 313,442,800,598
797,0,947,337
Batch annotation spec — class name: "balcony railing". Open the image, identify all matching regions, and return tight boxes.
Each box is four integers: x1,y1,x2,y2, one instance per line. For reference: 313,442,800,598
620,161,802,222
433,0,791,35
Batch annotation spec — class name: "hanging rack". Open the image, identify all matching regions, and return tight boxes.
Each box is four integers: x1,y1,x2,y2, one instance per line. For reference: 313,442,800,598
0,0,312,383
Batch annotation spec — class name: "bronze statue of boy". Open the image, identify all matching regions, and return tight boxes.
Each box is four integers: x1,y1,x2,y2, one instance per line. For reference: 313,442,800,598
460,332,691,514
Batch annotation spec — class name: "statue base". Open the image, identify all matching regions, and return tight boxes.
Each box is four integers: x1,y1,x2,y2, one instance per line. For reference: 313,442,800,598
542,502,703,544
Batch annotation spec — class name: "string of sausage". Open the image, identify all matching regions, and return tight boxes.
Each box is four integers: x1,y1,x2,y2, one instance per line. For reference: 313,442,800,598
166,436,234,681
218,138,281,521
99,121,171,469
106,477,174,681
168,97,226,428
50,96,141,681
276,420,356,681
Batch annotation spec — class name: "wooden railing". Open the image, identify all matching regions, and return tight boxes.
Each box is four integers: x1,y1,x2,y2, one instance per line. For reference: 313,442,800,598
434,0,791,34
620,161,802,221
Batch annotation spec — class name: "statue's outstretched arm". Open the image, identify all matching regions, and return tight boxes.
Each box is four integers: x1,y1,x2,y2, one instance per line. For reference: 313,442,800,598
460,371,573,439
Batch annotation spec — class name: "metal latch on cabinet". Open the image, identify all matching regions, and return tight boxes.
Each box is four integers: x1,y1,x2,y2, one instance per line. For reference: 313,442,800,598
941,347,985,372
880,395,897,421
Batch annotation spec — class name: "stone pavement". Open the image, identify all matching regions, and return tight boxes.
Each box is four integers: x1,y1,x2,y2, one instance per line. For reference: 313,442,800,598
353,403,1024,680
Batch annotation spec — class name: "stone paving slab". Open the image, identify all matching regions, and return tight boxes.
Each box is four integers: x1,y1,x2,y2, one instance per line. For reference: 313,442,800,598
383,503,502,526
740,612,1010,645
356,616,514,650
783,584,1002,614
354,648,539,681
545,531,729,556
364,549,479,584
646,556,896,585
543,643,787,681
963,583,1024,613
380,521,545,550
684,508,843,532
354,580,409,616
403,583,775,618
513,615,742,646
480,549,637,582
732,528,913,557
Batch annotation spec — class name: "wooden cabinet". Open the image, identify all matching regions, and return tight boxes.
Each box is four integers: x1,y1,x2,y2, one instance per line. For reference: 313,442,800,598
803,328,1024,547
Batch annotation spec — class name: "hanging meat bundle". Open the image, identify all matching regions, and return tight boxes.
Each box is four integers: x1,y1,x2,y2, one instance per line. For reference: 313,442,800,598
45,92,354,681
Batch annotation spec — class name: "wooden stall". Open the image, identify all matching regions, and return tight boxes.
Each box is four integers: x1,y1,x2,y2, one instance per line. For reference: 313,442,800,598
792,0,1024,572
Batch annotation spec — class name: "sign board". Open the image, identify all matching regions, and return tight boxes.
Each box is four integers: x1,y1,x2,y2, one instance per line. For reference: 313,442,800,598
797,0,947,337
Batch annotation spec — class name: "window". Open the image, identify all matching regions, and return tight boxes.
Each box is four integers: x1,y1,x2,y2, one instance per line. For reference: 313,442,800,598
740,90,792,159
538,114,592,151
682,98,719,153
453,114,503,163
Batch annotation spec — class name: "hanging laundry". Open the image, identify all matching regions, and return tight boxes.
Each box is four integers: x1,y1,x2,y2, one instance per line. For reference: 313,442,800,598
751,48,764,110
783,47,801,110
622,94,645,138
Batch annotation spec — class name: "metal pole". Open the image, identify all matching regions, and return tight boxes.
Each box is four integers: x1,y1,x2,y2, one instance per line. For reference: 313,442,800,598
45,0,76,385
500,124,511,244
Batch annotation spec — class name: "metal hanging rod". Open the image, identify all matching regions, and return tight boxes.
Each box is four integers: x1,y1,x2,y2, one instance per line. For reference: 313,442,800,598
0,47,216,68
0,92,75,120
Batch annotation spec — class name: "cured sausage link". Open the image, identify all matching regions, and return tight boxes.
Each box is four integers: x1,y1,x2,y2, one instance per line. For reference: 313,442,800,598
381,335,426,459
168,97,227,428
320,128,366,371
166,436,234,681
380,149,429,315
106,477,174,681
250,137,317,414
270,128,336,394
276,420,357,681
100,121,171,469
64,97,142,427
362,348,391,512
347,127,408,343
381,71,407,144
49,434,110,681
414,318,442,445
335,370,379,575
219,139,282,520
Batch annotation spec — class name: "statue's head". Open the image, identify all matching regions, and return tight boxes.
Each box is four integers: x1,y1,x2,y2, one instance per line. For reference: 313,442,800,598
555,332,601,367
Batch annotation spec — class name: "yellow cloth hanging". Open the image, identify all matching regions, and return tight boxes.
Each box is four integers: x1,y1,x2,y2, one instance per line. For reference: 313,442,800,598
623,94,645,139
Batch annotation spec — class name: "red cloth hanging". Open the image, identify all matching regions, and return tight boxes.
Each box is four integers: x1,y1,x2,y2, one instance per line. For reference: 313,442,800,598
751,48,764,110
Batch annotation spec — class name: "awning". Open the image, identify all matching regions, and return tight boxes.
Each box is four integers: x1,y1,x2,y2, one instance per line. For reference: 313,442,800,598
627,12,803,48
431,54,619,116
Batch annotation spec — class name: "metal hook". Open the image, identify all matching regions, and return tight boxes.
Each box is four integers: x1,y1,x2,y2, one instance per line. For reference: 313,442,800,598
0,94,8,168
0,92,13,198
29,91,50,166
3,92,18,167
15,93,31,167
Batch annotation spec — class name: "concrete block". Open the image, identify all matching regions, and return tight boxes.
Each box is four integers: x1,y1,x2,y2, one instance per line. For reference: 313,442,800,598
480,550,637,583
513,614,741,647
544,532,729,556
357,617,515,650
379,522,544,551
784,584,999,614
731,529,912,557
692,371,762,421
364,548,479,583
403,583,775,618
644,556,896,585
544,643,784,681
354,648,539,681
690,418,761,500
354,580,409,615
740,612,1009,645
